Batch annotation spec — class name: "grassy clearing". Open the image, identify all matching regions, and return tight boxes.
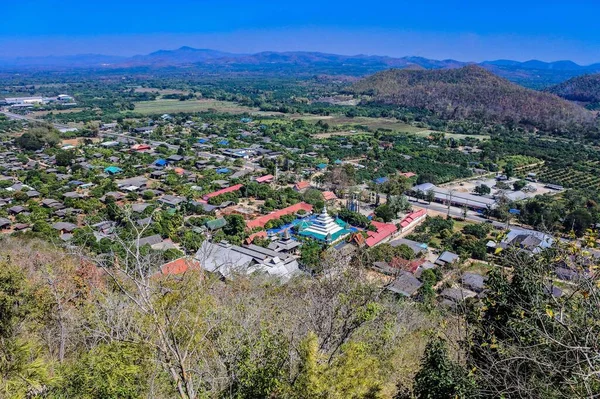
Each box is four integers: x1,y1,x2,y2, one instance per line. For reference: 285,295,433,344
313,131,374,138
292,114,489,140
462,261,493,275
293,115,426,133
133,99,259,115
133,87,189,95
30,108,84,117
411,130,490,140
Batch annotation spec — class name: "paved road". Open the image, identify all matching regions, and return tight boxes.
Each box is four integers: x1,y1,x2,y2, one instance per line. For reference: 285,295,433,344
1,109,72,130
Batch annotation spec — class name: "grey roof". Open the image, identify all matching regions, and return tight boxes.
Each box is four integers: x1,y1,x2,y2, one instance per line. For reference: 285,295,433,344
389,238,428,255
503,228,553,254
167,154,184,161
8,205,26,214
371,261,396,275
131,203,152,213
387,271,423,297
117,176,148,188
0,218,10,228
461,272,486,292
51,222,77,232
195,241,300,281
195,241,255,278
136,217,153,226
136,234,163,247
412,183,496,209
190,201,216,213
436,251,460,265
158,195,186,206
440,287,477,303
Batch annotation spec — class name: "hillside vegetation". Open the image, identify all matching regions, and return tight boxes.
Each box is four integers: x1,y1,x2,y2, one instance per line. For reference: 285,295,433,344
546,73,600,108
352,65,596,133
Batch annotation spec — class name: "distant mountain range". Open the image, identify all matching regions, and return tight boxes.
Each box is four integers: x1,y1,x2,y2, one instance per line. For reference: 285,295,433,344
2,46,600,87
352,65,595,131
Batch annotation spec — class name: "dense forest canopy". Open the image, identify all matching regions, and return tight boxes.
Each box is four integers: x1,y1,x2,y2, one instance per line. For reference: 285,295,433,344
546,73,600,109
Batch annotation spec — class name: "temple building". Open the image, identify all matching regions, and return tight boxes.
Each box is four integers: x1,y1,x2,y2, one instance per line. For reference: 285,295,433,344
268,228,301,254
298,206,353,244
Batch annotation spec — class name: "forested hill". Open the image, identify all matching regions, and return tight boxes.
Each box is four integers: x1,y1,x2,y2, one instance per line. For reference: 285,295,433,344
546,73,600,108
352,65,596,133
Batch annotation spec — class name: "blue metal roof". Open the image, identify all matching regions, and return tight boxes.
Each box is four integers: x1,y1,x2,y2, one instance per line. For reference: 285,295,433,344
104,166,122,174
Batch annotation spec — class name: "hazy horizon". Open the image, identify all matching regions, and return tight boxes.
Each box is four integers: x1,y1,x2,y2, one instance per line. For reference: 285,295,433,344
3,0,600,64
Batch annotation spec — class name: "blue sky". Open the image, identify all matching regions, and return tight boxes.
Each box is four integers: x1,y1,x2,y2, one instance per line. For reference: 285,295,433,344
2,0,600,63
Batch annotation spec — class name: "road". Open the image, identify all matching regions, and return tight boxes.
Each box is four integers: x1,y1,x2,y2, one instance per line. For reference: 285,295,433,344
1,109,72,131
407,198,504,226
99,131,180,151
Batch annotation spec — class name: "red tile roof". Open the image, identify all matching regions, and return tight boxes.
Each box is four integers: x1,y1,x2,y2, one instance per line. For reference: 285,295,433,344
322,191,337,201
365,220,398,247
400,209,427,228
294,181,310,190
246,202,313,230
203,184,243,201
245,230,267,244
159,257,201,276
390,257,426,273
255,174,274,183
131,144,151,151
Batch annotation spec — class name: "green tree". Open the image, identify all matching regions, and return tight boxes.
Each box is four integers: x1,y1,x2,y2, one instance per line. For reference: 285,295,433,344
55,149,76,167
59,342,150,399
374,203,395,222
413,337,474,399
563,208,592,237
300,241,324,273
0,263,54,396
474,184,491,195
223,214,246,237
504,162,514,179
513,179,527,191
425,189,435,204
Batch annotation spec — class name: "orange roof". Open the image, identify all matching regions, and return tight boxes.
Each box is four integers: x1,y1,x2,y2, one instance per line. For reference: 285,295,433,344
255,174,274,183
389,257,426,273
159,257,201,276
131,144,151,151
174,167,185,175
365,220,398,247
245,230,267,244
246,202,313,230
203,184,243,200
348,232,366,246
295,181,310,190
400,172,416,178
322,191,337,201
400,209,427,228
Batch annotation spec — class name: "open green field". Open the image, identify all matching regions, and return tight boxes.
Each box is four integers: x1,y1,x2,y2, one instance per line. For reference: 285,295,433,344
293,115,426,133
411,129,490,140
291,114,491,140
133,99,260,115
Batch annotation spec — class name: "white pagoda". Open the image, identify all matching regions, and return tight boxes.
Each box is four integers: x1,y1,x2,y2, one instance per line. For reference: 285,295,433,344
299,206,348,243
